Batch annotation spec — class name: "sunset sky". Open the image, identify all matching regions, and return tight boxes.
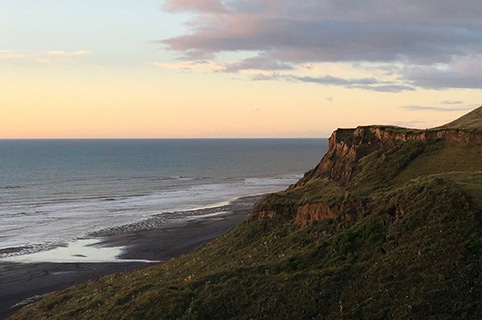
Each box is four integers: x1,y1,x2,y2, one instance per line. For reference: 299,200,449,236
1,0,481,138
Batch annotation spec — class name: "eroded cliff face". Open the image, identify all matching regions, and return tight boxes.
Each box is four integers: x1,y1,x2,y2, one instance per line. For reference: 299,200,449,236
303,126,482,184
252,126,482,226
294,199,368,226
253,197,369,227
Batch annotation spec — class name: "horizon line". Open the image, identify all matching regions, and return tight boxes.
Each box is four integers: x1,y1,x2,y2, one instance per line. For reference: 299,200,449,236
0,137,330,141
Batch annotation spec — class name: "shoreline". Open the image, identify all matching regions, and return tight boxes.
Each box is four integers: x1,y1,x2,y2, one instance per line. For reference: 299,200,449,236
0,195,260,319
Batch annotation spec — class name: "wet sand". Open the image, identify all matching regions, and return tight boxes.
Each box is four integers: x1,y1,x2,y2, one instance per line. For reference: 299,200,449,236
0,196,259,319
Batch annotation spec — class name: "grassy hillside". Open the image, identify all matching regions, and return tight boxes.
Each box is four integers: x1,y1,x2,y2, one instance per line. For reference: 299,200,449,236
10,174,482,320
10,111,482,319
437,106,482,131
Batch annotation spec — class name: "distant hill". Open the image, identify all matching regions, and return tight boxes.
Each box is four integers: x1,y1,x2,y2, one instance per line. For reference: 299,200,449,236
437,106,482,131
10,108,482,320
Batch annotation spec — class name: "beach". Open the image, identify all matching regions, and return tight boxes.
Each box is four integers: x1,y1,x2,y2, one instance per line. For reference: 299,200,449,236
0,139,326,319
0,196,258,319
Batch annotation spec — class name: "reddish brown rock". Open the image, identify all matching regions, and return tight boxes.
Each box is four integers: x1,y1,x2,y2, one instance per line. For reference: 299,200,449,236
294,200,367,227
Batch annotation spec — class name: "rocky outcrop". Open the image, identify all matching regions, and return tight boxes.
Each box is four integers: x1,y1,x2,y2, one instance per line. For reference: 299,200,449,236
252,125,482,226
294,199,368,227
302,127,482,184
252,203,295,220
252,197,369,227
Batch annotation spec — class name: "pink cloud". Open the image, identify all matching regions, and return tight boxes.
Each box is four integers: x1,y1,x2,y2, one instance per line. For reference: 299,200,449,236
163,0,227,13
159,0,482,90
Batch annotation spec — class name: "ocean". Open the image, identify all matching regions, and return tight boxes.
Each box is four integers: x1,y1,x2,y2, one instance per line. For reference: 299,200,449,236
0,139,327,261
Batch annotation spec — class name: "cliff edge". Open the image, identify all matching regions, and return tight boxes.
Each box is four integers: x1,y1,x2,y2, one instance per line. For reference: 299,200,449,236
253,107,482,226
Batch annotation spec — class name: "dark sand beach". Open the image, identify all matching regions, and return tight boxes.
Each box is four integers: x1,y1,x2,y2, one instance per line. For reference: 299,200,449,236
0,196,259,319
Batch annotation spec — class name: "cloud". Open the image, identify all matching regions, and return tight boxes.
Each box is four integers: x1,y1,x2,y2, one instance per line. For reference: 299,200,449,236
154,60,224,72
401,105,476,112
163,0,482,22
293,75,379,86
164,20,481,64
253,73,414,93
0,50,90,64
365,85,416,93
222,55,293,72
163,0,227,13
402,56,482,89
160,1,482,90
45,51,89,57
441,100,463,105
390,120,425,128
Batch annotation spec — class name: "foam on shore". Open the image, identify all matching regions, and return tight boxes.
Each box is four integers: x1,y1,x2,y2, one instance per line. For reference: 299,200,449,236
1,239,157,264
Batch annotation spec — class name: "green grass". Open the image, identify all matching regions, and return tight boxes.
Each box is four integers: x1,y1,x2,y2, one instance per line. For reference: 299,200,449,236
10,172,482,320
256,138,481,213
424,171,482,210
371,125,424,133
437,106,482,131
393,141,482,185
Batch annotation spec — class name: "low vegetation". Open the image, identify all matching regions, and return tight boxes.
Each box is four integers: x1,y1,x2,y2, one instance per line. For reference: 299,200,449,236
437,106,482,131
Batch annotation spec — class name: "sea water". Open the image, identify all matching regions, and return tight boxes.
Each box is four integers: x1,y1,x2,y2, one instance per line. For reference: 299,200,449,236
0,139,327,261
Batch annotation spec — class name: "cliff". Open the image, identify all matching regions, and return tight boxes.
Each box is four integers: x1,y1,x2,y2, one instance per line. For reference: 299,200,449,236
252,110,482,226
9,107,482,320
302,126,482,184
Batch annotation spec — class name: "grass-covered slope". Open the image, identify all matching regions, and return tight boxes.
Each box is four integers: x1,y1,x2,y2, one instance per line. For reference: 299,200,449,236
437,106,482,131
10,111,482,320
10,174,482,320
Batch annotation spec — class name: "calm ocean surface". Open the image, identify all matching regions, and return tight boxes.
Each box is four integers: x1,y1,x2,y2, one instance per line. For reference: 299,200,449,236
0,139,327,258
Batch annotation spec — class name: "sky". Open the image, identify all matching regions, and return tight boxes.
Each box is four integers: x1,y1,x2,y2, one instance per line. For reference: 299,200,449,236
0,0,481,138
